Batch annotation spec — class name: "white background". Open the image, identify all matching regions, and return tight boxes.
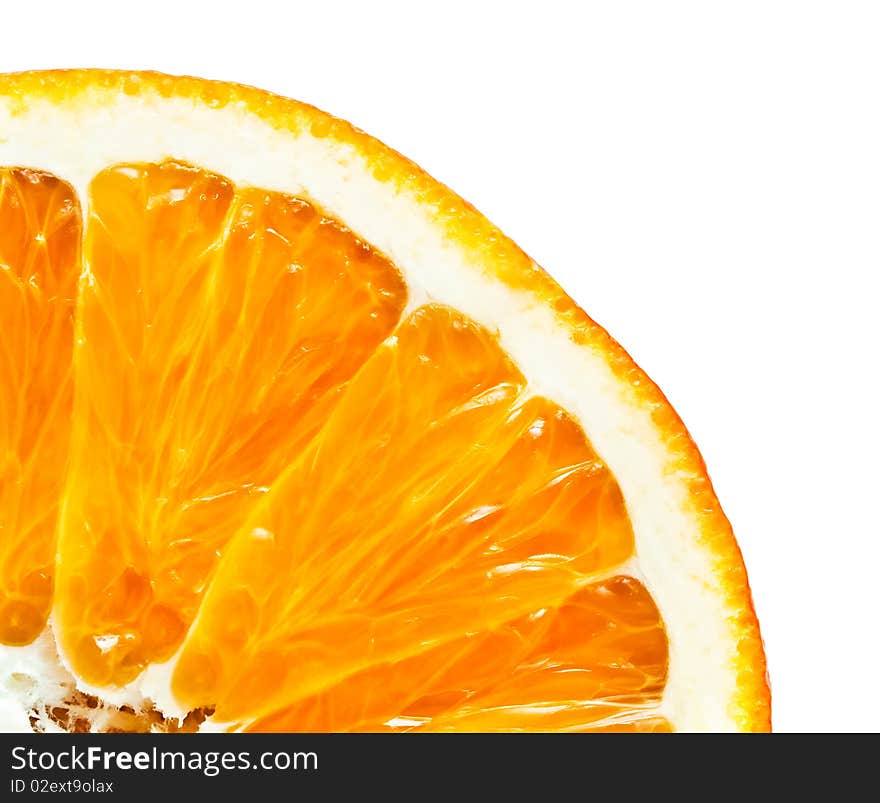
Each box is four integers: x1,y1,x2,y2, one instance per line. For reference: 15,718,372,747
2,1,877,733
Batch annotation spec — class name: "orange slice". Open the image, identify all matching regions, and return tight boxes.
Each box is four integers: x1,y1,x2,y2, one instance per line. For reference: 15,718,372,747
0,70,769,733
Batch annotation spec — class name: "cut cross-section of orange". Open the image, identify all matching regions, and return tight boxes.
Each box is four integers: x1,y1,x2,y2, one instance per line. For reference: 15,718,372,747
0,70,769,733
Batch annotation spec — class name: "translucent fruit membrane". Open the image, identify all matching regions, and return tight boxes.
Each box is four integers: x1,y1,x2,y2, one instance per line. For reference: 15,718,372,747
1,160,670,731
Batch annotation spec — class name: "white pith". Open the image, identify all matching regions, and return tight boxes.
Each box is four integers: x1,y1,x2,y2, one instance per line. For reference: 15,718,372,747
0,86,741,732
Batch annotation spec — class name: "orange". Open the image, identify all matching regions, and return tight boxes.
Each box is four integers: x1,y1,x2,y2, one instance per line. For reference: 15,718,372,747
0,70,769,733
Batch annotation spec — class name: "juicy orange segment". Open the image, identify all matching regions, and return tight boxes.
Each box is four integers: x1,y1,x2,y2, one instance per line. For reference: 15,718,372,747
249,576,669,732
0,169,79,646
53,161,406,685
173,305,636,724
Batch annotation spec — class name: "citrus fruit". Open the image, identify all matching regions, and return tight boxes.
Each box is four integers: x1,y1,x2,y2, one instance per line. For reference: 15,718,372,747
0,70,770,732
